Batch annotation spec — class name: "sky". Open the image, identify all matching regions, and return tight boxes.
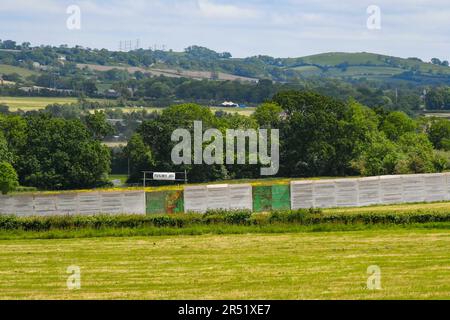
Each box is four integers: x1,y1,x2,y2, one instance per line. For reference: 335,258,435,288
1,0,449,61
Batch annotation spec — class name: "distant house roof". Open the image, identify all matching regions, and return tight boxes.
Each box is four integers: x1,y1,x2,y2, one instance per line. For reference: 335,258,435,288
221,101,239,107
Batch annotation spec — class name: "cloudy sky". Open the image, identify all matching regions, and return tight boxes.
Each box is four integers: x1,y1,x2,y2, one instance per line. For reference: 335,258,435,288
1,0,449,61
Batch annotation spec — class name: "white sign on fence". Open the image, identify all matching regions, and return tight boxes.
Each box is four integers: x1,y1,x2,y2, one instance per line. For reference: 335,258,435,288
153,172,176,181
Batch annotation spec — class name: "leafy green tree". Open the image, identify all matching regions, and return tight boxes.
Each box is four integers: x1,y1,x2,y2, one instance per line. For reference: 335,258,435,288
0,114,27,163
0,161,18,195
253,103,282,128
0,132,12,163
380,111,417,141
426,118,450,150
124,133,155,182
273,91,376,177
351,131,400,176
136,104,226,183
147,81,173,99
16,115,111,190
395,133,438,174
84,111,115,140
431,58,442,65
425,87,450,110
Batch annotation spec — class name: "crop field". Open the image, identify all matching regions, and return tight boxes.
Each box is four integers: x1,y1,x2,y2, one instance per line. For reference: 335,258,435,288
0,96,255,115
0,97,107,111
0,228,448,300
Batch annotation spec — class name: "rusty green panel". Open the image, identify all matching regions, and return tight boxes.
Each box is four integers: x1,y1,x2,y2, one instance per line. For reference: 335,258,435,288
272,185,291,211
166,191,184,214
146,191,184,215
146,192,167,214
253,186,272,212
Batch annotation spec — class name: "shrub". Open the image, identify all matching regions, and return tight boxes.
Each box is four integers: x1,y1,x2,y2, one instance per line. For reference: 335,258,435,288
0,162,19,195
0,209,449,232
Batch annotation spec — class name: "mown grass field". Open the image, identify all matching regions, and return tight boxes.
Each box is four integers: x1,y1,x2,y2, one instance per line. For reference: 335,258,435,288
0,228,448,300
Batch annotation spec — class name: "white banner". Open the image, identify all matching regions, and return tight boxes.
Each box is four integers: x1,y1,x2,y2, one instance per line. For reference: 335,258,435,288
153,172,176,181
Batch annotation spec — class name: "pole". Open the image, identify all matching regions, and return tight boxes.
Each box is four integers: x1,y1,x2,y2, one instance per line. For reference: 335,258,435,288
184,169,188,185
127,157,130,178
143,172,146,188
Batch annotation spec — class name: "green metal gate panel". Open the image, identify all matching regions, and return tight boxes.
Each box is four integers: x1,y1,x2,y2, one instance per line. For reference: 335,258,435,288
272,185,291,211
146,191,184,215
253,186,272,212
146,192,167,214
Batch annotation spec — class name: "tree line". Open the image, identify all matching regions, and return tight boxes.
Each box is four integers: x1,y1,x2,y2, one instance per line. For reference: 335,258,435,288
1,90,450,193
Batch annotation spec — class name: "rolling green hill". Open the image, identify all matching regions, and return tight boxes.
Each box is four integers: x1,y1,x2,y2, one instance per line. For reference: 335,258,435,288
1,40,450,85
280,52,450,82
0,64,38,78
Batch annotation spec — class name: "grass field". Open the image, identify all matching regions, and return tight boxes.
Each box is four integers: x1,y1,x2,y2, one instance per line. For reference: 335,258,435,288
0,228,448,299
0,64,38,78
0,96,255,115
0,97,111,111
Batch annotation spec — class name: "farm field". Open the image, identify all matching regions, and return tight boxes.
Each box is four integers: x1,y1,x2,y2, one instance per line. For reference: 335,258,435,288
0,96,107,111
0,229,448,300
76,63,259,82
0,96,255,115
0,64,38,78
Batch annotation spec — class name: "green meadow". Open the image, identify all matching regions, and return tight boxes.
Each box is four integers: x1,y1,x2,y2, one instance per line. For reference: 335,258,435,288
0,228,448,300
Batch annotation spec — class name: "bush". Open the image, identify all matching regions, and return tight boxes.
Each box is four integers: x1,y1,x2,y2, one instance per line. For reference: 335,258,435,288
204,210,252,225
0,209,450,232
0,161,19,195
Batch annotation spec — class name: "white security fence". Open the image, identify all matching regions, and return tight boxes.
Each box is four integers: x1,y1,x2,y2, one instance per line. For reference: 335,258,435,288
291,173,450,209
1,173,450,216
184,184,253,213
0,191,146,216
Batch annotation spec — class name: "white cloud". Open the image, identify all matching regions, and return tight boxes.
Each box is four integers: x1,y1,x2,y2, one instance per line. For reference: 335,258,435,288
0,0,449,61
0,0,62,14
197,0,260,19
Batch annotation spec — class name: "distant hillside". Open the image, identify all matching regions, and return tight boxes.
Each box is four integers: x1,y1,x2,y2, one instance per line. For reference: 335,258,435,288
69,51,450,85
279,52,450,83
76,63,259,83
1,40,450,85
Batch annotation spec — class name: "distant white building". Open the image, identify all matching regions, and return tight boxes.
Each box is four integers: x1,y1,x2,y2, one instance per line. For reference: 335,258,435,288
221,101,239,108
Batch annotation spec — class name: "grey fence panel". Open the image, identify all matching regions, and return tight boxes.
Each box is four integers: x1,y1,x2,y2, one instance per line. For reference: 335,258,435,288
229,184,253,211
122,191,146,215
291,181,314,209
207,185,230,210
14,196,35,217
56,194,79,215
184,186,208,213
0,196,16,215
184,184,253,213
380,176,403,204
77,192,101,215
313,181,336,208
446,173,450,201
335,179,359,207
402,174,426,203
291,173,450,209
101,192,125,214
0,191,146,216
34,195,58,216
358,177,380,206
424,174,447,202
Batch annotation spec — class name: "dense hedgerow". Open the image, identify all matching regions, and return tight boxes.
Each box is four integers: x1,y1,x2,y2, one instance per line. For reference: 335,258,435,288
0,209,450,232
